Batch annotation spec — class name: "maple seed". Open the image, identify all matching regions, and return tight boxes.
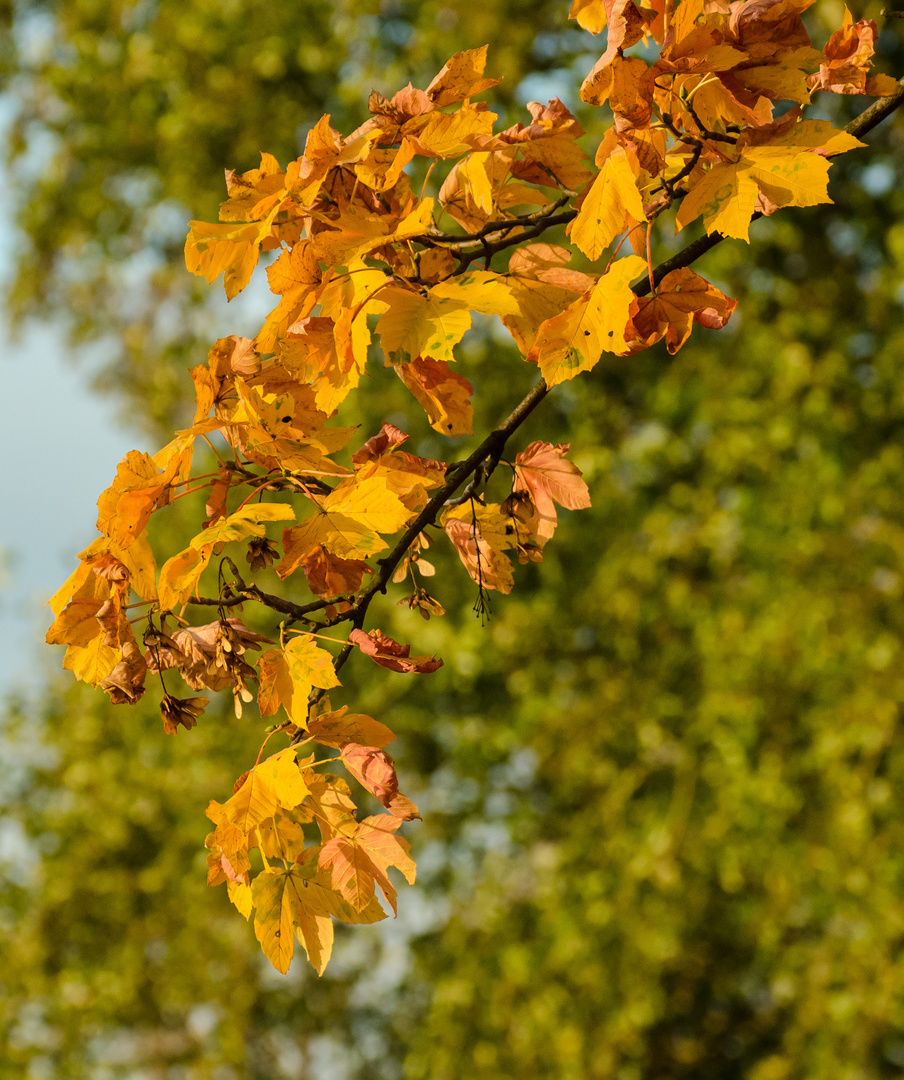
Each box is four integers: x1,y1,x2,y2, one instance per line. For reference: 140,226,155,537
160,693,209,735
247,536,279,572
398,588,446,621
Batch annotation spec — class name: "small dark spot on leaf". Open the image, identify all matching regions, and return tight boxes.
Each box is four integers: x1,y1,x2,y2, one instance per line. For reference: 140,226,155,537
282,416,292,422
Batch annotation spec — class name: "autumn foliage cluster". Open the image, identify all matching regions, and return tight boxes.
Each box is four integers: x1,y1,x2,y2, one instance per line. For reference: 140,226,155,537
45,0,898,975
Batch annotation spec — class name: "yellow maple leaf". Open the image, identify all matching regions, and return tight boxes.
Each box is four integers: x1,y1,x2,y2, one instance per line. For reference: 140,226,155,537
529,255,646,386
424,45,501,107
222,748,309,834
354,138,416,192
151,419,224,485
258,242,324,353
569,151,646,261
744,146,833,208
113,531,158,601
189,503,297,549
569,0,608,33
257,648,301,721
456,152,495,215
310,198,434,265
675,161,760,241
184,203,280,300
323,475,414,534
96,450,175,551
255,747,310,809
49,531,158,618
49,582,123,687
377,272,518,365
284,633,341,693
279,475,412,576
441,503,516,595
378,288,473,365
408,105,497,158
227,879,253,920
46,597,108,649
676,121,863,241
157,546,210,612
47,555,96,618
62,635,120,687
218,152,286,222
734,47,823,104
287,116,380,207
252,866,331,975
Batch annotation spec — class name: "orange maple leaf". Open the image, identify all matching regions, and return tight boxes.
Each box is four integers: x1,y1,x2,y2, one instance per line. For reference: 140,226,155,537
513,442,592,544
625,269,737,355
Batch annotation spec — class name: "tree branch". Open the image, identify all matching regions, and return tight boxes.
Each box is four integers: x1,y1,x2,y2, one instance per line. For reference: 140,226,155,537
422,193,575,248
295,83,904,714
186,585,357,624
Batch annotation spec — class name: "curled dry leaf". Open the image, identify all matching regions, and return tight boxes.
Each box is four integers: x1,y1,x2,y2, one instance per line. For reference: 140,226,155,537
349,628,443,674
351,421,410,464
340,743,400,808
624,269,737,355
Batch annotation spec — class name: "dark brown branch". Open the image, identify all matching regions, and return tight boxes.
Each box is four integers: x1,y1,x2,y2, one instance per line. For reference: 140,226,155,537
423,193,574,248
455,211,578,272
185,587,357,623
328,641,357,682
844,78,904,138
299,379,553,717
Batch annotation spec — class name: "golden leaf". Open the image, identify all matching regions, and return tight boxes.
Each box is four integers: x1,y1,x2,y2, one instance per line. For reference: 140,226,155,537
529,255,646,385
569,151,646,262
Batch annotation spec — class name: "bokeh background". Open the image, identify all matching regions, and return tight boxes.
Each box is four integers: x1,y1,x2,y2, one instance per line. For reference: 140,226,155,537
2,1,904,1077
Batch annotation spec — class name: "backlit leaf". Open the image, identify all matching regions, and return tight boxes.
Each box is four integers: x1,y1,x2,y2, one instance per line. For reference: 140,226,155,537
395,356,474,436
569,152,646,261
514,442,592,543
306,706,397,749
529,255,646,385
284,633,341,692
185,209,280,300
190,503,296,549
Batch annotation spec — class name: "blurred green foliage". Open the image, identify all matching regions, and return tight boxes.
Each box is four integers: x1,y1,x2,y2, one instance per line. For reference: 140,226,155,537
4,0,904,1077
